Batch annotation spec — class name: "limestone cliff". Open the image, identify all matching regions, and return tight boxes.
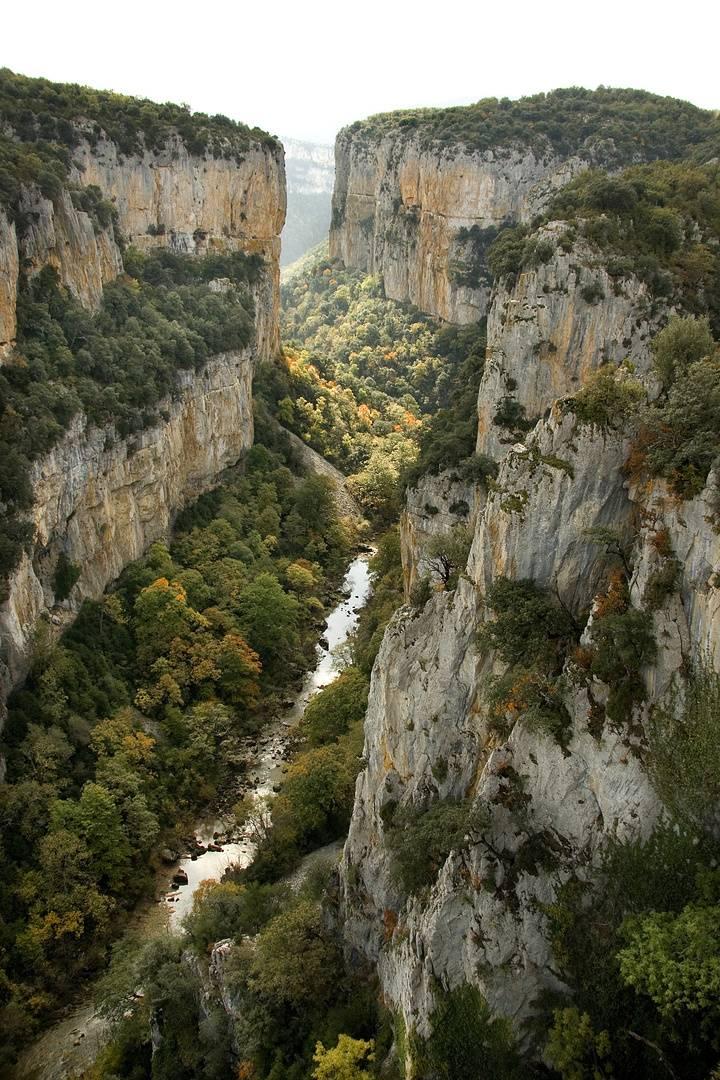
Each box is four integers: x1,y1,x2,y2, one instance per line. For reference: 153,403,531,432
475,224,659,459
0,129,285,717
0,350,254,690
338,234,720,1063
0,133,285,362
330,131,582,323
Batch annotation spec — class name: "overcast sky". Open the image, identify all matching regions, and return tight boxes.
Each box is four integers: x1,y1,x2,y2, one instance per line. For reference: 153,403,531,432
3,0,718,145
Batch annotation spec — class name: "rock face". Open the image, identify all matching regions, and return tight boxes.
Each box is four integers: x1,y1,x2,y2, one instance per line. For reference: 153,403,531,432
0,133,286,361
0,212,19,359
0,131,285,715
330,131,585,322
475,224,658,459
400,471,479,600
0,350,254,690
337,236,720,1061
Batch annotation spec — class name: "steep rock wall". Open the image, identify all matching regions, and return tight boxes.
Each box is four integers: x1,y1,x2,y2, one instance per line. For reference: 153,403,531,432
0,350,254,694
329,131,584,322
338,236,719,1059
0,212,19,358
476,226,658,459
0,134,285,718
340,409,705,1044
0,134,286,361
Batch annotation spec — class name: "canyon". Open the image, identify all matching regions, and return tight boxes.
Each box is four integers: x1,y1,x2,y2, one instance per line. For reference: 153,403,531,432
2,78,720,1079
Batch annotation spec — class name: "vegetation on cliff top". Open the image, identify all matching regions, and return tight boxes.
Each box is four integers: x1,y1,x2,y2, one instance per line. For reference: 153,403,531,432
485,160,720,330
0,67,279,221
345,86,720,163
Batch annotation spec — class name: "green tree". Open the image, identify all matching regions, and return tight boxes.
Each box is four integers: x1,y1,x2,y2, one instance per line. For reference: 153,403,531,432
313,1035,375,1079
545,1007,613,1079
302,668,369,746
249,901,343,1008
236,572,300,668
651,315,714,388
619,904,720,1019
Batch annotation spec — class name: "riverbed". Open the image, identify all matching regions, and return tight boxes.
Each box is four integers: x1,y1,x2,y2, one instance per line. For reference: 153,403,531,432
12,552,372,1080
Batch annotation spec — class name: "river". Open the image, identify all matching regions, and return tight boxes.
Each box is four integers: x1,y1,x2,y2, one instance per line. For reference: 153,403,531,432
12,552,372,1080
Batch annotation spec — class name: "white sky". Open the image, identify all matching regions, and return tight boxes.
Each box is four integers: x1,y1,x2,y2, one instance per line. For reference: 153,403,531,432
2,0,718,145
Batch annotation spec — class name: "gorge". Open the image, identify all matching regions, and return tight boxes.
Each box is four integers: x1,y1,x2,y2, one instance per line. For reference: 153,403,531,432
1,74,720,1080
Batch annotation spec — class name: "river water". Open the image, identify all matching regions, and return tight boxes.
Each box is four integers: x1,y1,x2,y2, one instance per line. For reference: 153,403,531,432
12,553,372,1080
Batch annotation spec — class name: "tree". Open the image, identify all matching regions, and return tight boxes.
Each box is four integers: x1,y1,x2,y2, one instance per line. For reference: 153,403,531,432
651,315,714,389
545,1007,613,1080
50,782,132,891
133,577,207,670
479,577,577,671
236,573,300,668
302,668,369,746
424,525,472,587
619,904,720,1019
641,353,720,496
312,1035,375,1079
248,901,343,1008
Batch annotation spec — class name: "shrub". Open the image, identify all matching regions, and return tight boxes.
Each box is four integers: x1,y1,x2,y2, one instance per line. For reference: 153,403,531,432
409,575,433,610
413,985,521,1080
493,396,533,432
639,352,720,497
618,904,720,1019
53,552,81,601
545,1007,612,1080
568,364,645,428
458,452,498,484
651,315,715,389
386,800,469,894
648,663,720,830
643,557,680,610
589,607,656,724
248,900,343,1009
478,577,578,671
302,667,369,746
580,280,605,304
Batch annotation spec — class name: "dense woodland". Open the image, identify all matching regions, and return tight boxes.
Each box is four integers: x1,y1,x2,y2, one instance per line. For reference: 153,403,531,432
347,86,720,162
271,249,486,520
0,67,278,221
0,414,356,1063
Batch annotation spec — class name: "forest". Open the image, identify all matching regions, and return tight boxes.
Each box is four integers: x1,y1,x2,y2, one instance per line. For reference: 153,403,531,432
0,411,356,1064
346,86,720,162
268,249,486,521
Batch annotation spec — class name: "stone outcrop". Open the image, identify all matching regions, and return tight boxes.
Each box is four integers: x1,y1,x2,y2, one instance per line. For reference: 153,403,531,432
337,234,720,1062
330,130,586,322
0,350,254,693
0,130,285,716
